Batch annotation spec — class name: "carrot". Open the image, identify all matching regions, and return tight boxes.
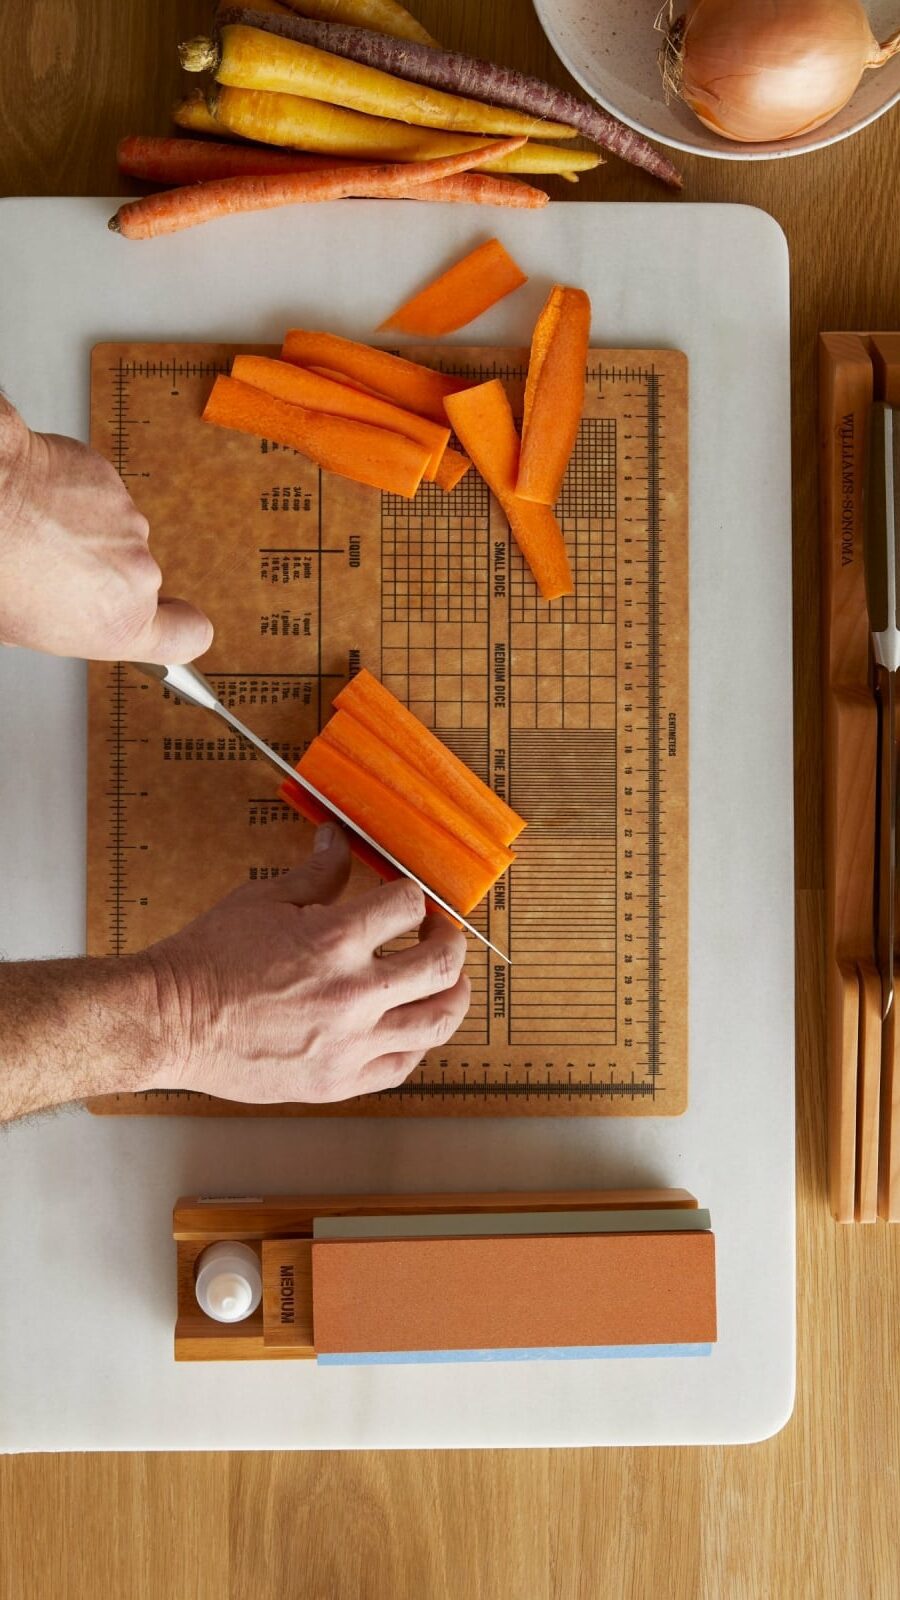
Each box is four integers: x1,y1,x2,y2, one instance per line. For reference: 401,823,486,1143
117,134,365,183
183,26,577,142
378,238,527,337
278,0,436,48
230,353,450,477
216,6,682,186
517,286,591,506
203,375,433,496
172,88,230,137
335,669,525,846
282,330,473,425
319,709,516,875
278,774,406,889
207,85,601,177
297,736,499,913
108,138,525,238
434,446,471,492
410,172,547,209
444,380,574,601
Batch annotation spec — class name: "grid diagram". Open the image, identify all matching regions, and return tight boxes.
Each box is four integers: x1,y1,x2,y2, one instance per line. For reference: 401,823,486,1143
381,468,489,624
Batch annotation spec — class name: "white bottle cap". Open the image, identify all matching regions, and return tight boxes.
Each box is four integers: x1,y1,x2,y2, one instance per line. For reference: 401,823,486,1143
195,1241,263,1325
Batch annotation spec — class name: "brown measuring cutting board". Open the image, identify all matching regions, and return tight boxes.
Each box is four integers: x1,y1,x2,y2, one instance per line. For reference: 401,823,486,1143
86,342,688,1116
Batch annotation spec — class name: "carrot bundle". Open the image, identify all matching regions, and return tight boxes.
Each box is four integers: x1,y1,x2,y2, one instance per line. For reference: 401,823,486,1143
280,671,524,914
444,380,575,602
378,238,527,336
217,4,682,185
108,136,525,238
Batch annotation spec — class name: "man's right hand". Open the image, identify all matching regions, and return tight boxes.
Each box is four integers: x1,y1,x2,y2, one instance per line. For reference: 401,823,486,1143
143,824,471,1103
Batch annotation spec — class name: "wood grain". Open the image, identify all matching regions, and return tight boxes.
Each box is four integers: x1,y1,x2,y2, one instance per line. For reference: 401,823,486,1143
2,0,900,1596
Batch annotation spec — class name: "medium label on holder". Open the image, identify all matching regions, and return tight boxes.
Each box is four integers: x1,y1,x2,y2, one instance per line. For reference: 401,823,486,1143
262,1238,314,1349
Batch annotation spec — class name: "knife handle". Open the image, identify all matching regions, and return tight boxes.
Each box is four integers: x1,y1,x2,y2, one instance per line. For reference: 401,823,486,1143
864,404,900,672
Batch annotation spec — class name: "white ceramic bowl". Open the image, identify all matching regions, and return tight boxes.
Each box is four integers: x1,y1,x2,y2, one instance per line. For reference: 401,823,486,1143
532,0,900,159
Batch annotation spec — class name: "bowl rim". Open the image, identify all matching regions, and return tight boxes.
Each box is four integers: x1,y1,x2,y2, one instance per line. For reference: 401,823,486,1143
532,0,900,160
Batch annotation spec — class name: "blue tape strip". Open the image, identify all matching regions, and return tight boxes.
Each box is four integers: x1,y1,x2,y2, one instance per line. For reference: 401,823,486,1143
317,1344,713,1366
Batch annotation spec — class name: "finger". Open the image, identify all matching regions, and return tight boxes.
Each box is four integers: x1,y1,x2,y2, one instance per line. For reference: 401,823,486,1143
374,971,471,1056
335,876,428,955
358,1049,425,1094
128,596,214,665
368,915,467,1011
269,824,352,907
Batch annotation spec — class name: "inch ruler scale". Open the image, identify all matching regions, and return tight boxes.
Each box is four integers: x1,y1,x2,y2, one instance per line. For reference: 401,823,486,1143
86,342,688,1117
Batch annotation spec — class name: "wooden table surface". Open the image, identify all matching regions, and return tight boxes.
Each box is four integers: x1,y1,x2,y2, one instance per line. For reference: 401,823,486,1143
2,2,900,1596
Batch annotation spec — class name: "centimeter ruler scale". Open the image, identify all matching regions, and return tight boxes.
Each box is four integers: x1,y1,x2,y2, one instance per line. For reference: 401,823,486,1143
87,342,688,1116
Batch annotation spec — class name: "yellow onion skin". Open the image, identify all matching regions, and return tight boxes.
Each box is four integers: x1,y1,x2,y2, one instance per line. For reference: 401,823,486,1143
677,0,882,142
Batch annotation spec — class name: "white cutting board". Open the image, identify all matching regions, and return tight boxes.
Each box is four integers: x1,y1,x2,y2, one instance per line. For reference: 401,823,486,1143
0,199,794,1451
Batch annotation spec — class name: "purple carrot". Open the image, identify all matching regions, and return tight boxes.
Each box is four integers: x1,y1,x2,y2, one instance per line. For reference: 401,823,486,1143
216,6,682,188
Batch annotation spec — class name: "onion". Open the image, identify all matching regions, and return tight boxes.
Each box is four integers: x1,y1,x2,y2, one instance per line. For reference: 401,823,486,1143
659,0,900,143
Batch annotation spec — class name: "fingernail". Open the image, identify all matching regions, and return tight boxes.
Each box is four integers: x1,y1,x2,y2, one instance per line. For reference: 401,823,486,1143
314,824,334,854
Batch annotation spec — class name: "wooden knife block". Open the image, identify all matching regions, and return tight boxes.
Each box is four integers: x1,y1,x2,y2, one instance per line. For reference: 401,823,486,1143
820,333,900,1222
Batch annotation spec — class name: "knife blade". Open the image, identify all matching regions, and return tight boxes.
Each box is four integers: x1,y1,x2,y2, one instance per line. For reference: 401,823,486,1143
132,660,511,965
862,403,900,1021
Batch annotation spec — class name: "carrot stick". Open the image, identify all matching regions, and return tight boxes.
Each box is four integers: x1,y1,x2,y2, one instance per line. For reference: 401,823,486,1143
108,137,525,238
319,709,516,874
203,375,432,496
444,379,574,601
378,238,527,337
278,774,405,887
335,669,525,846
208,85,600,176
517,285,591,506
216,5,681,185
434,446,471,491
183,26,576,141
282,330,473,425
297,736,499,914
231,353,450,477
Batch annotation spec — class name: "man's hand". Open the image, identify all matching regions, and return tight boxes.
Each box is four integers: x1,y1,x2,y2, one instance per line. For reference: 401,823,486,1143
0,397,212,662
145,825,471,1103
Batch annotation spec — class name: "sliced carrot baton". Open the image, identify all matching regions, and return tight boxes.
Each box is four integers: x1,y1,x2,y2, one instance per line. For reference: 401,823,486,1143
378,238,527,337
334,668,525,846
282,329,473,425
517,284,591,506
230,353,450,478
108,136,526,238
444,378,574,601
319,709,516,875
297,736,499,914
202,375,432,496
278,774,406,891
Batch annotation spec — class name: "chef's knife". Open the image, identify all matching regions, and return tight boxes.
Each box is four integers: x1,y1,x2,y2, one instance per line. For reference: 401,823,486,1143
132,660,510,964
862,403,900,1021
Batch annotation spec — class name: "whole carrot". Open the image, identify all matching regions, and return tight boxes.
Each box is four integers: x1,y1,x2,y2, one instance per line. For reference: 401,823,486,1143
217,5,682,186
116,135,548,206
108,137,526,237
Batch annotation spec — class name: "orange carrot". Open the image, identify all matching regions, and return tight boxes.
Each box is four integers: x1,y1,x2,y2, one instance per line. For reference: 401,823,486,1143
108,137,525,238
402,172,548,209
517,285,591,506
444,378,574,600
282,329,473,425
434,446,471,491
378,238,527,336
297,736,498,914
203,374,432,496
320,709,516,874
231,353,450,478
335,668,525,845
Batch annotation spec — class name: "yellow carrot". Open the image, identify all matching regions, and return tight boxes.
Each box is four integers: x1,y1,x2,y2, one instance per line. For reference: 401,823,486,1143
183,25,576,140
172,88,230,137
278,0,436,48
208,84,601,175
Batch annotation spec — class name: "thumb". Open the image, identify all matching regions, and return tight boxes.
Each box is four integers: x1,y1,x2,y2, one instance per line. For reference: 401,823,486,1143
127,597,214,665
273,824,352,907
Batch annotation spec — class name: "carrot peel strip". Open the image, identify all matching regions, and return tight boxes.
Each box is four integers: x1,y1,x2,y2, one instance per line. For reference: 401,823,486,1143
517,285,591,506
444,378,574,601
